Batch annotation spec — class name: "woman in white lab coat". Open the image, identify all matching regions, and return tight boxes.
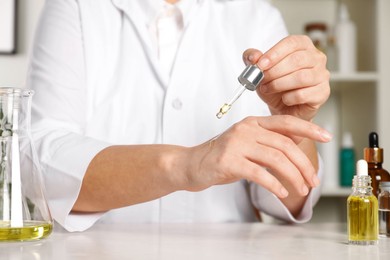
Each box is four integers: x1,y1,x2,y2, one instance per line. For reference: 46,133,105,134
27,0,331,231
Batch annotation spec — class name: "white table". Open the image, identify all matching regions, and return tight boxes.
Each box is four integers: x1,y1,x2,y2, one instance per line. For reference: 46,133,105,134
1,222,389,259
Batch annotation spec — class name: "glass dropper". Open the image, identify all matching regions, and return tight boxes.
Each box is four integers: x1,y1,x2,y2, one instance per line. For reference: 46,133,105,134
216,84,247,119
216,64,264,119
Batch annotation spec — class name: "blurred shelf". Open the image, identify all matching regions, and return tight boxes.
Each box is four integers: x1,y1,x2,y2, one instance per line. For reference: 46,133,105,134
330,72,378,82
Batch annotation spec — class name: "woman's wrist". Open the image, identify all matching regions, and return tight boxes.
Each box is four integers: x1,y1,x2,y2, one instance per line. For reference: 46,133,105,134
157,145,194,192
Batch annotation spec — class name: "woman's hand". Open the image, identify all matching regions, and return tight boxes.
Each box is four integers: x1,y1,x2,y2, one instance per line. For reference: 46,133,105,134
243,35,330,122
73,115,331,213
185,115,332,199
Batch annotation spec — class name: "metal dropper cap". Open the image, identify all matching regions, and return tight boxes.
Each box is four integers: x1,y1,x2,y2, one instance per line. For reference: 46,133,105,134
238,64,264,91
364,132,384,163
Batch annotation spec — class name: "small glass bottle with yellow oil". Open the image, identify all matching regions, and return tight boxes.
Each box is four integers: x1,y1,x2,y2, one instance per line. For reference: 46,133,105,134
347,159,378,245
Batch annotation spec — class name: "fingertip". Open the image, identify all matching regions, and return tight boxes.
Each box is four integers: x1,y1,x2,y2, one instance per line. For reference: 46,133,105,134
279,187,289,198
258,57,271,70
319,129,333,142
301,184,309,196
248,54,255,63
243,49,263,65
312,175,320,187
243,54,254,66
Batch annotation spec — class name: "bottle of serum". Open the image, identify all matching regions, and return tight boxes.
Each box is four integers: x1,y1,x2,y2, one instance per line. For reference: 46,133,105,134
364,132,390,197
347,159,378,245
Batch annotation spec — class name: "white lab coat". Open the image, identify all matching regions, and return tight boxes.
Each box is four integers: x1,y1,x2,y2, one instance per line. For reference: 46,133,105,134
27,0,323,232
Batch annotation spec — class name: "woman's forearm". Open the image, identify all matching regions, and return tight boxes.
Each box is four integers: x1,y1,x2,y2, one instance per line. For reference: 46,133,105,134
72,116,329,217
72,144,191,212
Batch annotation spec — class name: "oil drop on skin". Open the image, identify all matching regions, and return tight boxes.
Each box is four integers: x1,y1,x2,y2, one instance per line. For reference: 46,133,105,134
347,159,378,245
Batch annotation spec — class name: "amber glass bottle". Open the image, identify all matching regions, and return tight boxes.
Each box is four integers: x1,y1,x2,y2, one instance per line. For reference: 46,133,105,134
364,132,390,197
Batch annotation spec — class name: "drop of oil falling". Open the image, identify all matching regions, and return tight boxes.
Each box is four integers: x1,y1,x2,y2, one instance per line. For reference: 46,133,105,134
216,103,231,119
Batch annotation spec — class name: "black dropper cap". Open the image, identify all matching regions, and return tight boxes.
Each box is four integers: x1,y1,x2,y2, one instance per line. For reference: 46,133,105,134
364,132,383,163
369,132,379,148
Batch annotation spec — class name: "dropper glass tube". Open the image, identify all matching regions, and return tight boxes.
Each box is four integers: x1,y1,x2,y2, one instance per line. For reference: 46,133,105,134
216,64,264,119
216,84,247,119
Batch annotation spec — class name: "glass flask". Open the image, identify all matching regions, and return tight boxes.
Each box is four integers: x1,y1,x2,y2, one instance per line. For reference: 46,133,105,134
0,87,53,241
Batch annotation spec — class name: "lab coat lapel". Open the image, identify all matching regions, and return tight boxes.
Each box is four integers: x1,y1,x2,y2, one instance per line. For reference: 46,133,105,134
168,0,205,86
111,0,170,88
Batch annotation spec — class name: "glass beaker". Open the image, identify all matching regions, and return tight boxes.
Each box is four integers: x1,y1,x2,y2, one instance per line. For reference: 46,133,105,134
0,87,52,241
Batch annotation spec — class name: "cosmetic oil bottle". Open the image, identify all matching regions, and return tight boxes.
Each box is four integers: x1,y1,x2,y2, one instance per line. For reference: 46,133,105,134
340,132,356,187
378,181,390,237
364,132,390,197
347,159,378,245
335,3,356,73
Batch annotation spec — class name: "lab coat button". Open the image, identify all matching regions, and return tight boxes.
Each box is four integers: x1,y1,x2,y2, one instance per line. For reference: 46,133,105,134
172,99,183,110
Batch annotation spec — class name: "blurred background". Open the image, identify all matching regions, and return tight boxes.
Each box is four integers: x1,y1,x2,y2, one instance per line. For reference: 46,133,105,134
272,0,390,223
0,0,389,223
0,0,43,86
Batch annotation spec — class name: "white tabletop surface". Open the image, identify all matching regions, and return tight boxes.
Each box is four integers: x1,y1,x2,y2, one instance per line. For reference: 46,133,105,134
1,222,389,259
